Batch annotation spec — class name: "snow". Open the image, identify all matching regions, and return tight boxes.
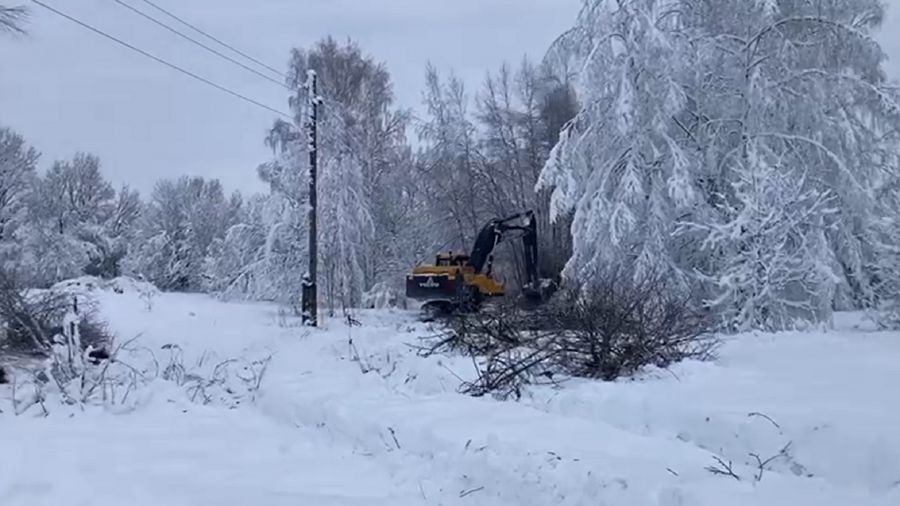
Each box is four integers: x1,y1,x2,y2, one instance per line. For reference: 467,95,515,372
2,285,900,505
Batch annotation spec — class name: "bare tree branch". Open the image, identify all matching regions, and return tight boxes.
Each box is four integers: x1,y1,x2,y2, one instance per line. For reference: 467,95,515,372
749,442,794,483
705,456,741,482
748,411,782,430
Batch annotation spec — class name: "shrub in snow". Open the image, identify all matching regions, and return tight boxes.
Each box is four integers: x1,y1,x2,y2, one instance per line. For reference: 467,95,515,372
7,334,156,414
0,270,72,351
6,334,272,416
547,271,716,381
160,343,272,408
424,269,715,399
0,271,112,355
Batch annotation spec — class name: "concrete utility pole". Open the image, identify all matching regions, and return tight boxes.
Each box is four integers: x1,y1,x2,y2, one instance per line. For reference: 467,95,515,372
301,69,320,326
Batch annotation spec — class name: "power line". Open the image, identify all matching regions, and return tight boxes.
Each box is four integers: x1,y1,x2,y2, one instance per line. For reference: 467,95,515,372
111,0,289,90
137,0,287,80
30,0,291,119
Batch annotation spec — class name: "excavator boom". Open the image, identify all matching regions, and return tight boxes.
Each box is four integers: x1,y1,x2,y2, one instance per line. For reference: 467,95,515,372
466,211,538,285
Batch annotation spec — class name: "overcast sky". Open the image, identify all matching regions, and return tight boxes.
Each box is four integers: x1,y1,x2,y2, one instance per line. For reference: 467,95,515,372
2,0,900,196
0,0,580,194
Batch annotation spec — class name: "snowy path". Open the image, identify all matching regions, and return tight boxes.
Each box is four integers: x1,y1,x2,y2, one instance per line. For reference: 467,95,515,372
3,288,900,505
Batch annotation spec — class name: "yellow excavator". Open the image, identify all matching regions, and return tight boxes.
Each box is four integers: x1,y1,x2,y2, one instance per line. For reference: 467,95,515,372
405,210,553,317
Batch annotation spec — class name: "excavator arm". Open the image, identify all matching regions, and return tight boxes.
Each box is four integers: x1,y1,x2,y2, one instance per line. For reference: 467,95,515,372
466,210,538,286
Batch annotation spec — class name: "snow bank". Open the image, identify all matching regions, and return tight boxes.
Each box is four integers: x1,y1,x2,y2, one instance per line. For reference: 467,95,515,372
2,294,898,505
52,275,160,297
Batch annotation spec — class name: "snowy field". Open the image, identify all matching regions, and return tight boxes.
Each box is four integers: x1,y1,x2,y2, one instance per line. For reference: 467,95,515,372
2,283,900,505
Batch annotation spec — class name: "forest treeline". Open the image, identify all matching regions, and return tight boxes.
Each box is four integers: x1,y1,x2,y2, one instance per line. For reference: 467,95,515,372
4,1,900,332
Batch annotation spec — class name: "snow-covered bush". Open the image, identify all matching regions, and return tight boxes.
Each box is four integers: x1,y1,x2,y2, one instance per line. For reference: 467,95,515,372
5,333,154,416
0,270,73,352
159,343,272,408
547,272,716,381
0,271,114,354
6,334,272,416
426,270,715,399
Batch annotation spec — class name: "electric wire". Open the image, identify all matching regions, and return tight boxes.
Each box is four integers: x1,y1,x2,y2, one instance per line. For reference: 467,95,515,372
30,0,291,119
137,0,287,80
111,0,289,90
118,1,392,124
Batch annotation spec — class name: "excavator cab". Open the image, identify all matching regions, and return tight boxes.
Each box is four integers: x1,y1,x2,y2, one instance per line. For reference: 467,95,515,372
405,210,554,318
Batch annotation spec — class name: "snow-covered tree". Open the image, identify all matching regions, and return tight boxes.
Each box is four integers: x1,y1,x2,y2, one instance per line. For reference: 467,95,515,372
690,0,899,326
317,140,372,310
253,37,412,310
538,0,900,329
684,148,839,331
537,0,700,288
38,153,115,235
129,177,239,292
205,193,287,300
17,153,120,285
475,59,577,284
417,65,488,251
0,127,38,256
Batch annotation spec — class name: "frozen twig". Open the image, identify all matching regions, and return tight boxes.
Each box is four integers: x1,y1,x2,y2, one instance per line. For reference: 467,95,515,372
387,426,401,449
459,486,485,498
749,441,793,482
748,411,782,430
705,456,741,481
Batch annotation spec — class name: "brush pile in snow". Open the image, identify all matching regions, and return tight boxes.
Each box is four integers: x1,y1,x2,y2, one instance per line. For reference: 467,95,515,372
423,273,716,399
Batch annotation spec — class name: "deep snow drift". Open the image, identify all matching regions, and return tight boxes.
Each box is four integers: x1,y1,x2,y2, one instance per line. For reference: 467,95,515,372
2,283,899,505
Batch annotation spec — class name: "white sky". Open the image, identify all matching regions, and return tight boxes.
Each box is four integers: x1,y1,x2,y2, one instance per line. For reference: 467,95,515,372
2,1,899,196
0,0,580,194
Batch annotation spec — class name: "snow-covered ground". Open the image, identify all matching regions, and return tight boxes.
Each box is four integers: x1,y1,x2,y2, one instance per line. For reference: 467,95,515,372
2,283,899,505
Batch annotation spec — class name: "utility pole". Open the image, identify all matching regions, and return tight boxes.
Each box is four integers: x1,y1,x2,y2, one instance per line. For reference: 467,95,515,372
301,69,320,326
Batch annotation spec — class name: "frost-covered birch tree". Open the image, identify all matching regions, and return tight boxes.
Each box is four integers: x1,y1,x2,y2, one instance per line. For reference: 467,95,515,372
250,37,414,310
689,0,900,326
538,0,900,330
537,0,700,288
685,149,839,331
204,193,292,300
0,127,38,268
417,66,488,251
